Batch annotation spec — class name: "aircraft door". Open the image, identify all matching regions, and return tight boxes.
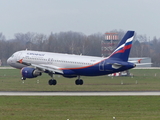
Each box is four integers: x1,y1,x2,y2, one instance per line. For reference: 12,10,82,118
99,61,105,71
16,52,22,61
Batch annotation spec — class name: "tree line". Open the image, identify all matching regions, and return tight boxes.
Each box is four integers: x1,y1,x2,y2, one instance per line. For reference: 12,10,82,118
0,30,160,66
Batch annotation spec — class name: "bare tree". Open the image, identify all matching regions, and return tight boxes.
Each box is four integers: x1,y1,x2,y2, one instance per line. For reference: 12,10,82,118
0,30,159,66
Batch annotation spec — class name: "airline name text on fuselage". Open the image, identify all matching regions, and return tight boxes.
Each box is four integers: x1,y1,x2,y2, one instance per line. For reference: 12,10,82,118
27,53,45,56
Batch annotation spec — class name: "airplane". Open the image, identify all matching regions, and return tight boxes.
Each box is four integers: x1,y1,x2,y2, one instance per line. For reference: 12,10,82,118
7,31,136,85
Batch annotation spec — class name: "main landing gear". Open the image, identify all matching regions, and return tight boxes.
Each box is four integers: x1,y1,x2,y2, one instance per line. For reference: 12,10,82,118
75,76,84,85
48,79,57,85
48,73,57,85
48,74,84,85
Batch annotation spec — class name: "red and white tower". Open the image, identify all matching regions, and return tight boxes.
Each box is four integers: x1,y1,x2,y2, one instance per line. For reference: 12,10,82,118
101,33,119,57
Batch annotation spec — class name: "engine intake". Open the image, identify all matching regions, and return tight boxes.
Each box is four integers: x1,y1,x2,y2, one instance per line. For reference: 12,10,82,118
21,67,42,78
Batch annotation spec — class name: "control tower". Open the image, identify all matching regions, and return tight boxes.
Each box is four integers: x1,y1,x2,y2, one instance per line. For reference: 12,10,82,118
101,33,119,57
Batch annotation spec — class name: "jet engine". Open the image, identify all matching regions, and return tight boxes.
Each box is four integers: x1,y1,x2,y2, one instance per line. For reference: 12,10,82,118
21,67,42,78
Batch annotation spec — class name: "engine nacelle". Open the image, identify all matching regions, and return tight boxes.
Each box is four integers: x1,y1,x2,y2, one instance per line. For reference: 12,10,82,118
21,67,42,78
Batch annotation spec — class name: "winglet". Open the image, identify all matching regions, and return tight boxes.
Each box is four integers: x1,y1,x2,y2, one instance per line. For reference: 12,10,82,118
138,59,142,63
17,59,31,66
18,59,23,63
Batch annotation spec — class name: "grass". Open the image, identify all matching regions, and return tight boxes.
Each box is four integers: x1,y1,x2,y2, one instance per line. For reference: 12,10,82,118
0,69,160,91
0,96,160,120
0,69,160,119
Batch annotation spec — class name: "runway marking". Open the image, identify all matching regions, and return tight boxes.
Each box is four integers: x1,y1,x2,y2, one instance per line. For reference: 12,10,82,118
0,91,160,96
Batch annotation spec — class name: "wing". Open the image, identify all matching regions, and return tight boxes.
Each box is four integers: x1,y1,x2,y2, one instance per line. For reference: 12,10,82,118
32,64,63,74
17,59,63,74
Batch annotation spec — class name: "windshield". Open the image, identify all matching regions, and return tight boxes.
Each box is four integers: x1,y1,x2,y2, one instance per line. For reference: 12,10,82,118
11,54,14,57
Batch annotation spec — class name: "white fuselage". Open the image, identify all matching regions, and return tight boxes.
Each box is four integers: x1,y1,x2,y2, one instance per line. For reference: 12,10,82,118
7,50,104,69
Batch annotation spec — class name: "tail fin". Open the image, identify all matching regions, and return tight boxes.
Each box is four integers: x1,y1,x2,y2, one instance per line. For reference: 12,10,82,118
108,31,135,61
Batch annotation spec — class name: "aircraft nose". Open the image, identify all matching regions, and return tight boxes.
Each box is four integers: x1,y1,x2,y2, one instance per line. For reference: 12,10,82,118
7,58,11,65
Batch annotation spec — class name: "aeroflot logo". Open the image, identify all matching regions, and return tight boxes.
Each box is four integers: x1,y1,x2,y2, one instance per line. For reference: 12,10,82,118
27,53,45,56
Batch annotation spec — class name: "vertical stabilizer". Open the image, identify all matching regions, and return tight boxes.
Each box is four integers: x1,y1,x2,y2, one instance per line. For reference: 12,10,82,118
108,31,135,61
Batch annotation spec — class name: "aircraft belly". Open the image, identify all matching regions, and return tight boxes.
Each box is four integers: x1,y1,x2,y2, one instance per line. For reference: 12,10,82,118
57,63,85,69
71,65,108,76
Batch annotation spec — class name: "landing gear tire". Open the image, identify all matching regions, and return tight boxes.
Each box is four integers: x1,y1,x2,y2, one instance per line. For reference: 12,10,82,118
79,79,83,85
75,79,79,85
48,79,57,85
75,79,83,85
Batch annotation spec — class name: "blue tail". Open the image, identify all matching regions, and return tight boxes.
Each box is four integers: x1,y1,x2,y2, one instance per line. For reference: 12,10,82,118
108,31,135,61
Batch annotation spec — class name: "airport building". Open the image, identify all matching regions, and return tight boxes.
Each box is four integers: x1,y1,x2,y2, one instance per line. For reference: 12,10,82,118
129,57,152,67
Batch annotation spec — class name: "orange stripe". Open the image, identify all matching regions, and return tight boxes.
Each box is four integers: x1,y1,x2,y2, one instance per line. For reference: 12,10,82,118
59,59,106,70
59,44,131,70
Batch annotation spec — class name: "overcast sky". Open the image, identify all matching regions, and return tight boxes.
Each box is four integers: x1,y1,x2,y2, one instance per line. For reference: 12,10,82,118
0,0,160,39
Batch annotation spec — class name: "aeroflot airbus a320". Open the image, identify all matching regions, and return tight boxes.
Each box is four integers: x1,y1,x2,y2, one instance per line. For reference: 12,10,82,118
7,31,136,85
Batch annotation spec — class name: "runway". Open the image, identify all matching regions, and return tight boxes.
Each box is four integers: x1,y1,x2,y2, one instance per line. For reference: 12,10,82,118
0,91,160,96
